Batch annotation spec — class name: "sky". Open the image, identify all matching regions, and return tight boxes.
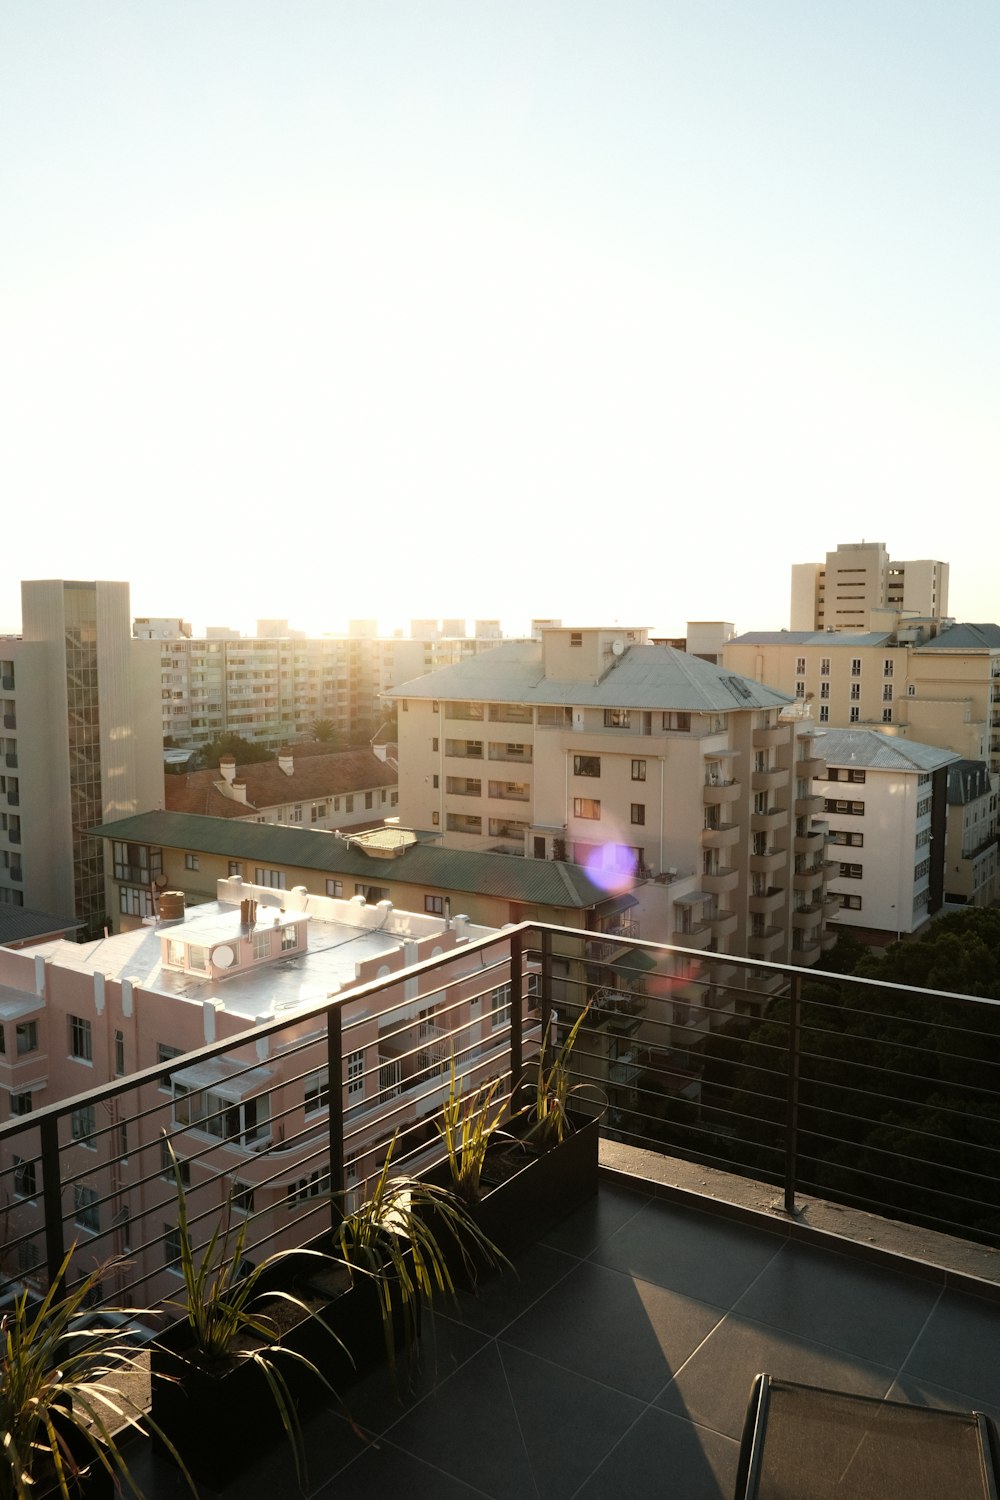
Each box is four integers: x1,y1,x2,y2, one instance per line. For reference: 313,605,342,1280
1,2,997,639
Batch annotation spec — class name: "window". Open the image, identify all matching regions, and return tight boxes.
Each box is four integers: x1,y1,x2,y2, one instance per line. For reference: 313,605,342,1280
850,683,860,701
326,879,343,898
915,857,931,880
252,930,271,960
882,683,893,703
424,895,444,914
74,1185,100,1234
228,861,243,877
840,894,863,911
573,755,600,778
345,795,354,813
164,1224,182,1270
364,792,374,810
254,868,286,889
907,684,916,697
71,1104,97,1148
630,803,645,826
287,805,302,823
795,681,805,698
604,709,630,728
230,1181,255,1217
160,1138,190,1185
849,707,860,723
432,774,439,788
819,706,829,722
631,760,646,781
119,886,155,919
173,1085,270,1145
570,632,583,647
184,854,200,871
432,737,439,752
916,797,932,818
280,926,297,951
490,983,511,1029
355,883,389,902
15,1020,37,1055
882,708,893,723
820,658,830,676
820,682,830,700
13,1157,36,1199
838,863,863,879
851,659,862,676
825,799,864,815
573,798,601,820
831,830,863,847
883,659,894,678
304,1070,330,1115
347,1049,364,1100
69,1015,92,1062
795,657,806,676
663,712,690,731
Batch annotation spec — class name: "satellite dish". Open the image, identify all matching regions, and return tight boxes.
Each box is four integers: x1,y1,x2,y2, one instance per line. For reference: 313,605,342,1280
213,944,236,969
153,875,168,889
611,640,624,657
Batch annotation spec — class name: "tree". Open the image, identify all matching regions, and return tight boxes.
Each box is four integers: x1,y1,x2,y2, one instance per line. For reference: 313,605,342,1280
194,733,272,771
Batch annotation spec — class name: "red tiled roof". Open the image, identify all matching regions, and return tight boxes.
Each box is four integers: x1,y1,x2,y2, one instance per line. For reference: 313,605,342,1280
165,748,397,817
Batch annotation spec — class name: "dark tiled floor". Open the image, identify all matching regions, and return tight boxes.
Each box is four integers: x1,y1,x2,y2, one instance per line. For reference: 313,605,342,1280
123,1181,1000,1500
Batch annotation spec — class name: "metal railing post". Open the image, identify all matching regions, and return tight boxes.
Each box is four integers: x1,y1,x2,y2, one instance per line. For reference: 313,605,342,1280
539,926,553,1043
509,928,524,1108
40,1114,65,1284
327,1003,346,1231
784,973,803,1215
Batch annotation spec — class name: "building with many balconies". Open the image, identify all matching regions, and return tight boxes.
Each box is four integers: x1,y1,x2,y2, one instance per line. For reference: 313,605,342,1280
790,540,949,632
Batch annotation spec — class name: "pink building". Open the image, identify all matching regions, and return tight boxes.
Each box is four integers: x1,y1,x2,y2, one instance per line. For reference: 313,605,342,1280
0,879,533,1305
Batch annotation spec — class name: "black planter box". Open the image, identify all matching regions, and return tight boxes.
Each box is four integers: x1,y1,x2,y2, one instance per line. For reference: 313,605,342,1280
428,1111,601,1288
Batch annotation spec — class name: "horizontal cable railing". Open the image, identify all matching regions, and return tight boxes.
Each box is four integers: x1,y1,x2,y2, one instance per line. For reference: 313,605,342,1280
3,920,1000,1319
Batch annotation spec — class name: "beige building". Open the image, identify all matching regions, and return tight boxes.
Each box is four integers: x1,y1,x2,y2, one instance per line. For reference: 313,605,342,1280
791,541,949,632
388,625,834,975
1,582,162,938
944,760,999,908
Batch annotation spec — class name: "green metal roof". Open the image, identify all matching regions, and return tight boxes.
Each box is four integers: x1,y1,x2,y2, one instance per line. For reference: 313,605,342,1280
93,811,622,911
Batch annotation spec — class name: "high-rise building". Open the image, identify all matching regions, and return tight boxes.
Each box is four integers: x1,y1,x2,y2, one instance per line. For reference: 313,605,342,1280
790,541,949,632
0,581,162,936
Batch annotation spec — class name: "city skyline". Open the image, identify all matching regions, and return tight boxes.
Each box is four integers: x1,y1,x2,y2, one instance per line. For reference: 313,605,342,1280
2,3,997,636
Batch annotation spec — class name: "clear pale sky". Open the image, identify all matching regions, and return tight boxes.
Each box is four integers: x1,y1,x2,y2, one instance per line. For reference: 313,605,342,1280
2,2,997,638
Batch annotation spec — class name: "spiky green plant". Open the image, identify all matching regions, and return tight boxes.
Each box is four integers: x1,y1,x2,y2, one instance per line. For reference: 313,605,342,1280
163,1136,345,1490
334,1134,506,1359
528,1003,593,1151
437,1054,520,1204
0,1252,188,1500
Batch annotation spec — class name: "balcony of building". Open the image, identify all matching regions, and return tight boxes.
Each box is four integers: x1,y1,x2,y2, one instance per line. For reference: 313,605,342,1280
6,928,1000,1499
703,778,741,806
748,845,785,875
747,925,784,958
701,820,740,850
794,828,826,855
751,768,788,794
750,808,787,835
795,792,825,817
748,886,784,917
701,867,739,896
752,725,790,750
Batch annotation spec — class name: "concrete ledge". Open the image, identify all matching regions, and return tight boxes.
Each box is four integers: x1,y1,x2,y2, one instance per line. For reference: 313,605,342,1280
599,1137,1000,1302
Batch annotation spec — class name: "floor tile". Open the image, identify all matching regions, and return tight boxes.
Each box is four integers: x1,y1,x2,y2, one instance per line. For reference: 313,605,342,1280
541,1180,650,1258
313,1438,494,1499
576,1406,739,1500
501,1258,725,1403
452,1241,580,1337
888,1370,1000,1425
732,1241,939,1368
901,1289,1000,1410
591,1196,785,1307
337,1309,489,1436
657,1311,896,1438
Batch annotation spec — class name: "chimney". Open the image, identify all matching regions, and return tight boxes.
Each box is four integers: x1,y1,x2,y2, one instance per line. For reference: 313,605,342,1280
240,897,258,930
220,754,237,785
231,779,248,804
158,890,186,926
277,746,294,776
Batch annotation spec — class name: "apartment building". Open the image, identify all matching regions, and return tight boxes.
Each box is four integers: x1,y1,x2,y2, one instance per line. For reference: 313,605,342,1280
815,730,956,935
0,582,162,937
165,746,398,833
944,760,999,908
389,625,835,974
0,877,515,1301
724,620,1000,773
790,540,949,632
151,623,507,751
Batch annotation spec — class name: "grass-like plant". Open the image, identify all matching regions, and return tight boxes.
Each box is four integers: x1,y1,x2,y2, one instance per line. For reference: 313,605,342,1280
528,1003,593,1151
334,1133,506,1356
0,1251,187,1500
436,1054,517,1205
163,1136,344,1489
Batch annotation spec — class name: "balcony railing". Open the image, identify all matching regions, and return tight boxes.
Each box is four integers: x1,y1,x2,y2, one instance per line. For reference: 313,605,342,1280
5,920,1000,1331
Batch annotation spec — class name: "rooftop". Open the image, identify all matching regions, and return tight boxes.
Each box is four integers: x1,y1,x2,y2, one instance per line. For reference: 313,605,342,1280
165,748,396,818
818,728,960,774
390,639,792,712
122,1156,1000,1499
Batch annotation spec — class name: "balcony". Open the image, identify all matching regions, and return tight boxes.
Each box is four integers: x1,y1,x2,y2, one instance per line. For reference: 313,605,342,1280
795,754,826,778
701,821,740,849
747,925,784,957
751,768,788,793
10,925,1000,1500
707,909,738,939
794,829,825,855
792,903,823,930
791,938,822,965
703,778,741,805
701,867,739,895
748,886,784,917
795,793,824,816
753,725,790,749
793,866,824,894
671,920,712,950
749,846,785,875
750,808,787,834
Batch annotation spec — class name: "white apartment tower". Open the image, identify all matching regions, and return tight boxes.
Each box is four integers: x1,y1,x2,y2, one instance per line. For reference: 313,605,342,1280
1,582,162,937
791,541,949,632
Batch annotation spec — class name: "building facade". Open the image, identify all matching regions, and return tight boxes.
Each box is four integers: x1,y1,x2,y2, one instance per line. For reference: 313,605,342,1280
0,582,162,936
165,746,398,834
389,625,834,974
790,540,949,632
